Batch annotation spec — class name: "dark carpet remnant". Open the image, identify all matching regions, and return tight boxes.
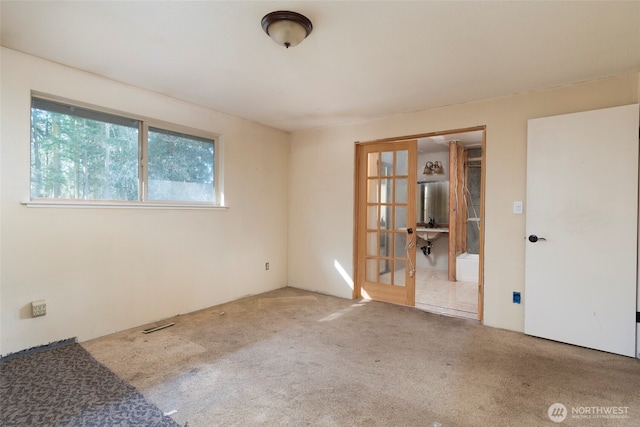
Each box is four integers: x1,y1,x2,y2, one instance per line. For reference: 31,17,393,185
0,342,178,427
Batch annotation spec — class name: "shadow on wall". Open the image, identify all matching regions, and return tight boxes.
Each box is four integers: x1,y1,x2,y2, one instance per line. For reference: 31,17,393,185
19,304,33,320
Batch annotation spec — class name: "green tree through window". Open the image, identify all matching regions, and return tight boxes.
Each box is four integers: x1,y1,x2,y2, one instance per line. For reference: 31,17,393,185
30,97,216,204
148,127,214,202
31,98,139,200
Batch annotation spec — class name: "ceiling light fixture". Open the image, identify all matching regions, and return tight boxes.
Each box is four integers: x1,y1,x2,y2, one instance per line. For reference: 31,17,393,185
261,11,313,48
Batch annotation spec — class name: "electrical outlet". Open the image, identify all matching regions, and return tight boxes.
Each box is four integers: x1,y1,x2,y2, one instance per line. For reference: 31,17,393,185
512,292,521,304
32,300,46,317
265,262,270,270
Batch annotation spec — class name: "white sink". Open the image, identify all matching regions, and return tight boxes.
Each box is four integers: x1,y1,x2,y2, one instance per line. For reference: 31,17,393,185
416,227,449,241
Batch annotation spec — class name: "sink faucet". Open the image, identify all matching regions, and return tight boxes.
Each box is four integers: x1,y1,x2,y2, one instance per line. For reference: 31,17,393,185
428,217,436,228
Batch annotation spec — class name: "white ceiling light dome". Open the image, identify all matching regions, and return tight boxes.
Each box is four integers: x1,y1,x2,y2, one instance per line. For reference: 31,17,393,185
261,11,313,48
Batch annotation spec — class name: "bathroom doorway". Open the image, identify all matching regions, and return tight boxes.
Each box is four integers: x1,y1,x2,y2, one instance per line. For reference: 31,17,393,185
353,126,485,321
414,128,485,320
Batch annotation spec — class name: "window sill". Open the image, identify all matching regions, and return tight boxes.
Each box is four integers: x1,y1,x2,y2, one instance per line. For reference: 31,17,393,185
22,200,229,210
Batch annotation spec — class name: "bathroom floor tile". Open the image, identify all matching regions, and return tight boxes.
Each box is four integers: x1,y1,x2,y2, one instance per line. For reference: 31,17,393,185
415,267,479,320
369,267,479,320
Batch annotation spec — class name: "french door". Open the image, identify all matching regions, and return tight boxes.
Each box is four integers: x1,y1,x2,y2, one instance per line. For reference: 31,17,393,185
355,140,417,306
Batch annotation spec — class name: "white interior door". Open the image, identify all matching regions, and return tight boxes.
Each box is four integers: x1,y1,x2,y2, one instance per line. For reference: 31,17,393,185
525,104,639,357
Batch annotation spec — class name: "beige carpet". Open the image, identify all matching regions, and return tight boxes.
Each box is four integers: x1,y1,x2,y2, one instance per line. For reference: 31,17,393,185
83,287,640,426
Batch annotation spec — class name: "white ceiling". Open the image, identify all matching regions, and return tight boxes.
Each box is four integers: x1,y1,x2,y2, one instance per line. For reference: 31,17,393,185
2,1,639,133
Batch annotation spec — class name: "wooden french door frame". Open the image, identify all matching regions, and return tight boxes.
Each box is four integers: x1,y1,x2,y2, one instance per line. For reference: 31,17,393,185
354,140,417,306
353,126,486,321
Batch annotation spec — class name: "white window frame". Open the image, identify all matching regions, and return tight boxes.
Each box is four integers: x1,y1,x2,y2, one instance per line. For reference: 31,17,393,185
25,93,226,210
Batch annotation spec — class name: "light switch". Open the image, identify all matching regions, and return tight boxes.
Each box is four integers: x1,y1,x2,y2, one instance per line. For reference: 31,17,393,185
514,201,523,214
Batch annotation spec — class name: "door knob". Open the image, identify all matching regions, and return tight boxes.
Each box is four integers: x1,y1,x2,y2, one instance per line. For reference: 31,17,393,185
528,234,546,243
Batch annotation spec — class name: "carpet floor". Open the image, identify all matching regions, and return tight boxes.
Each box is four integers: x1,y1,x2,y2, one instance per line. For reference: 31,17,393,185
0,343,178,427
83,287,640,426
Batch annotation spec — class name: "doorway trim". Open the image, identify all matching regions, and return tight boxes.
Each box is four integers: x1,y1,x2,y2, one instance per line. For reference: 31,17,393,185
353,125,486,321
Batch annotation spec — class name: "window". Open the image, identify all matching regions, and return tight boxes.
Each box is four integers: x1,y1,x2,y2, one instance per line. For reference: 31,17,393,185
30,97,217,205
147,127,214,202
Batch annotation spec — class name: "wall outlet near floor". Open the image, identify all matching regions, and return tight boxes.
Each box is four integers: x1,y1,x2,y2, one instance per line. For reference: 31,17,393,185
32,300,47,317
265,262,269,270
512,292,521,304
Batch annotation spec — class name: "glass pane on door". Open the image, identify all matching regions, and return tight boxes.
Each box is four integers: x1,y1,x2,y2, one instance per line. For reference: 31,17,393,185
367,152,379,177
380,205,392,230
394,206,407,229
367,205,378,229
381,178,393,203
395,261,406,287
366,233,378,256
367,179,378,203
380,259,392,284
394,233,407,259
365,258,377,282
396,150,408,175
381,151,393,176
395,179,407,203
379,232,392,257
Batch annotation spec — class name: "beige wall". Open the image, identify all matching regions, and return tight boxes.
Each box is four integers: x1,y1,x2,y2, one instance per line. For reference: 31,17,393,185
0,48,290,356
288,73,639,332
